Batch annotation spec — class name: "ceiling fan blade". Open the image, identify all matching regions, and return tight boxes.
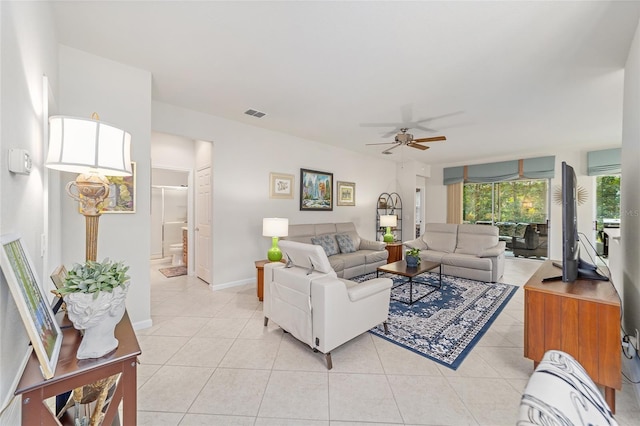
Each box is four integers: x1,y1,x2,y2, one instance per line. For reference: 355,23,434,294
414,125,438,133
382,128,401,138
414,111,464,124
382,144,402,154
360,122,404,128
407,143,429,151
366,142,397,146
413,136,446,143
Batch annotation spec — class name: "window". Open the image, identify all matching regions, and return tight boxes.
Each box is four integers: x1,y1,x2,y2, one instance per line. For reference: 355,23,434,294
595,175,620,254
463,179,549,224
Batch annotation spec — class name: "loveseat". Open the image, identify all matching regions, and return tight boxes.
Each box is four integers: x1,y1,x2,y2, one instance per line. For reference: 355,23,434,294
284,222,388,279
403,223,505,282
263,240,392,369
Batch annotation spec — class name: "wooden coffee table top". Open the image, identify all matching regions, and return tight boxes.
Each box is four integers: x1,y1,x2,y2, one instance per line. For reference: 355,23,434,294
377,260,441,278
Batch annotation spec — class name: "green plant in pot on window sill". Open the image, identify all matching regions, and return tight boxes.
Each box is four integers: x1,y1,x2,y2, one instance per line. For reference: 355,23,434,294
405,248,421,267
58,258,130,359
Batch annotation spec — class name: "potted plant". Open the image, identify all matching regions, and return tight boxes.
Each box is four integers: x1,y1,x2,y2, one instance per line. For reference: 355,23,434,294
405,248,421,267
59,258,130,359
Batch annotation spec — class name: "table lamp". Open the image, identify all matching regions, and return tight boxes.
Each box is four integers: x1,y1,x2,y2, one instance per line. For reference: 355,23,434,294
380,215,397,242
263,218,289,261
46,114,132,261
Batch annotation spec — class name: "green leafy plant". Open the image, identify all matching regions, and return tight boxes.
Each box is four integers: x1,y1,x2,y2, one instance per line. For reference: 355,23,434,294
59,258,130,299
405,248,421,264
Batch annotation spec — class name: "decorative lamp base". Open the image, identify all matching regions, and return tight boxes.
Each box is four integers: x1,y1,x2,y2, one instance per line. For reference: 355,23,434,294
383,226,394,243
267,236,283,261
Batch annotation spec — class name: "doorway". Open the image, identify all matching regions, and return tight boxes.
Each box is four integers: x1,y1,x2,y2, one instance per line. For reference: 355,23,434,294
150,168,190,266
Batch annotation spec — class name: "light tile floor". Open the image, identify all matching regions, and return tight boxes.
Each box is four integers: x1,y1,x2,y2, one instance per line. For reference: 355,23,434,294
136,258,640,425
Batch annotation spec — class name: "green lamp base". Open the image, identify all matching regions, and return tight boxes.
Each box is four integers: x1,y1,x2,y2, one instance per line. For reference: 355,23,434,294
267,236,283,261
383,226,394,243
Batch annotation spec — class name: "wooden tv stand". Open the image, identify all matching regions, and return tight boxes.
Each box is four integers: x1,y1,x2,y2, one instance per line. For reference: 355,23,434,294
524,260,621,413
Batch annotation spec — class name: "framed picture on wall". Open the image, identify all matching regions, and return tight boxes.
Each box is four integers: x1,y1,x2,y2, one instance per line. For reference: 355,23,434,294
300,168,333,211
0,233,62,379
102,162,136,213
269,172,294,199
336,181,356,206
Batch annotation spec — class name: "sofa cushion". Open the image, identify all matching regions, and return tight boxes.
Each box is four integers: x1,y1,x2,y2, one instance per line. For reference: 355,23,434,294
442,253,492,271
311,234,339,256
455,224,500,256
423,223,458,253
363,250,388,264
335,233,357,254
332,252,366,268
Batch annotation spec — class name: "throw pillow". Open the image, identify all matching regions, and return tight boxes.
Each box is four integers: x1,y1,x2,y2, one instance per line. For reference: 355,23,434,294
335,234,356,254
311,234,339,256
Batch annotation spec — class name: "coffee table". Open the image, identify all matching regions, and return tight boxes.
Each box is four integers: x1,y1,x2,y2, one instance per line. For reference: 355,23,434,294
376,260,442,305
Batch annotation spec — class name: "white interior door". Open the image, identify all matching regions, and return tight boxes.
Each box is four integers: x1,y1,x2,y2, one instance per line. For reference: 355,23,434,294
196,167,212,283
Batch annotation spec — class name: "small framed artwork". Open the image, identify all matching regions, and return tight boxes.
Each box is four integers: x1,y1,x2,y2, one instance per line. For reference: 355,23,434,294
337,181,356,206
300,168,333,211
49,265,67,314
269,172,294,199
0,233,62,379
102,161,136,213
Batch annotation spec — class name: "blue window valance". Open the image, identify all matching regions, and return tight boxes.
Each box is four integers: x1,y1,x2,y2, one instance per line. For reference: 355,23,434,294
587,148,621,176
443,155,555,184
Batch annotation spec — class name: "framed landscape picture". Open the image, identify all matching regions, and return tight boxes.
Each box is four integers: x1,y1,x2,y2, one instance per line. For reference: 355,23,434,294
0,233,62,379
300,168,333,211
337,181,356,206
269,172,294,199
102,162,136,213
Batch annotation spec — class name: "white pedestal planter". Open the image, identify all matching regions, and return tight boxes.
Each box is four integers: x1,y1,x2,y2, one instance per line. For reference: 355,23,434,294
64,282,129,359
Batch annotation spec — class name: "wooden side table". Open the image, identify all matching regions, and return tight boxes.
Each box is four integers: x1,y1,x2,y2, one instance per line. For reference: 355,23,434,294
15,312,141,425
255,259,270,301
385,242,403,263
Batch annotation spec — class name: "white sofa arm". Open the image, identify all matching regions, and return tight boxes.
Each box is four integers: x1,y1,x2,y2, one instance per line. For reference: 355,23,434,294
478,241,506,258
359,238,386,251
344,278,392,302
403,238,428,250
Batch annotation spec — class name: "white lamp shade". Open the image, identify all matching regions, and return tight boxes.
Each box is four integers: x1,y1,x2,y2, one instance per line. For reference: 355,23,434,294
263,218,289,237
46,115,132,176
380,215,397,227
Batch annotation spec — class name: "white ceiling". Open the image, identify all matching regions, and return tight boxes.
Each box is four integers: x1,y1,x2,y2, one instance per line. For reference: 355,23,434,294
50,1,640,165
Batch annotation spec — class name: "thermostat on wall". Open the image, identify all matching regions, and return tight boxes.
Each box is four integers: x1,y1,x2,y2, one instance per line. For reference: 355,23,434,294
8,149,32,175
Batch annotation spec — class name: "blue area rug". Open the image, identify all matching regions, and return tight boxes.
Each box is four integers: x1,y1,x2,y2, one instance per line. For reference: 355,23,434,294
351,272,518,370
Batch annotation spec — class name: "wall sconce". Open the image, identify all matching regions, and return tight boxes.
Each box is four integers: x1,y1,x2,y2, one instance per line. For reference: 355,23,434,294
262,218,289,261
45,114,131,261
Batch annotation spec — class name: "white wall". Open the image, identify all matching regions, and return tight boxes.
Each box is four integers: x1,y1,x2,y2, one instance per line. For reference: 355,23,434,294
0,1,58,421
152,101,398,287
58,46,152,328
622,19,640,340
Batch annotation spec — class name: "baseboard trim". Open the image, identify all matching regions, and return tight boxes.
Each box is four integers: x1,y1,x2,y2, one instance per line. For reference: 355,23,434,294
132,318,153,331
622,346,640,409
211,278,254,291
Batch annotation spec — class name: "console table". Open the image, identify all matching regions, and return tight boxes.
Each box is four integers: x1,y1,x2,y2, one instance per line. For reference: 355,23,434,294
15,312,141,425
524,260,621,412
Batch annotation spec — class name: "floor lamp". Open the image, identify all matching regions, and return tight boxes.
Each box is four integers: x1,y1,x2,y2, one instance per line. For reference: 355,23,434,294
45,114,132,262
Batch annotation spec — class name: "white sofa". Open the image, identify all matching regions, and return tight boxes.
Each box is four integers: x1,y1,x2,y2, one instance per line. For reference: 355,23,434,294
403,223,505,282
285,222,388,279
263,240,392,369
519,350,617,425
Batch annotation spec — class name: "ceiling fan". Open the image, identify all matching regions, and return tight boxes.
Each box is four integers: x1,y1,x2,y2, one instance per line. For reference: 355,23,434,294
366,128,446,154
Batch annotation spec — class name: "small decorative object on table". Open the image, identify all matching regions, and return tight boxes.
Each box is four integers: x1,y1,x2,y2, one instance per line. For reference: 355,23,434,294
58,258,130,359
405,248,421,267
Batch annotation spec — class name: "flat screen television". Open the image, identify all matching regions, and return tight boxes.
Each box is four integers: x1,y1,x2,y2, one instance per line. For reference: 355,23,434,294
546,161,608,282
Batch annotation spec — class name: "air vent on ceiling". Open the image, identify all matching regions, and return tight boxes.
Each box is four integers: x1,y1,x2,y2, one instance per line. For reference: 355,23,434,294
244,109,266,118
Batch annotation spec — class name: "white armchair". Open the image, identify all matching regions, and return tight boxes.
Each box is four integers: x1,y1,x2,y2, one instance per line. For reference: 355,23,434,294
263,240,392,369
